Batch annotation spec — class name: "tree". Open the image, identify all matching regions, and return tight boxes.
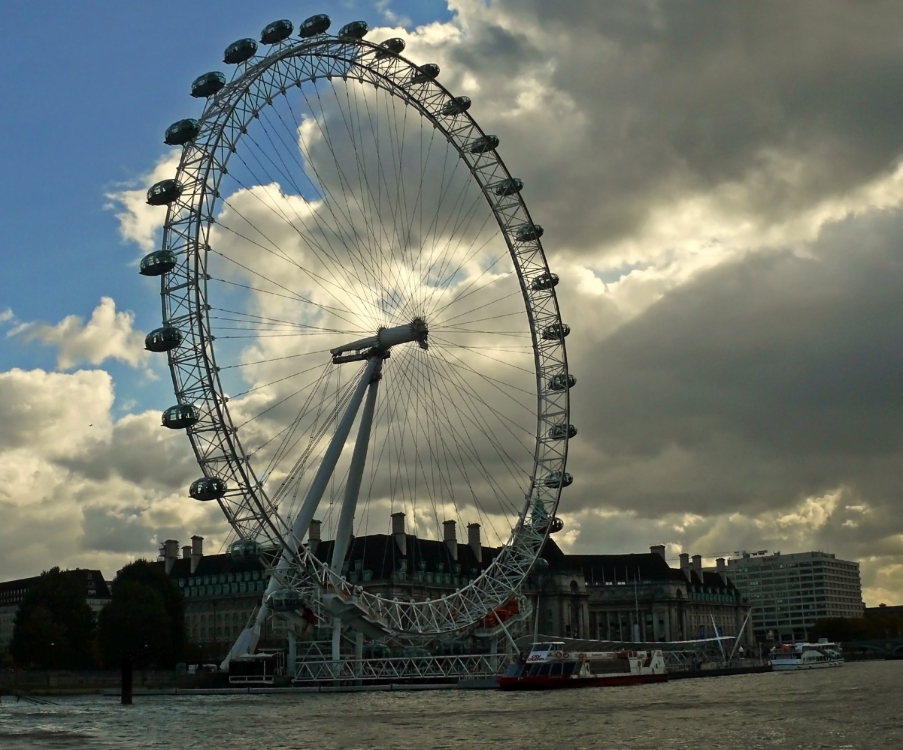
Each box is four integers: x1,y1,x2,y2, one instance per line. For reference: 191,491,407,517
97,560,185,667
9,567,95,669
97,580,172,667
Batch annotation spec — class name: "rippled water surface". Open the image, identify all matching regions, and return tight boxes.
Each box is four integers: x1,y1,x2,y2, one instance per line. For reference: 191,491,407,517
1,661,901,749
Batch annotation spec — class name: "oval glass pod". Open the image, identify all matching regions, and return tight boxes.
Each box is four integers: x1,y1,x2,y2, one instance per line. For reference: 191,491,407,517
224,38,257,64
299,14,331,38
164,118,200,146
191,71,226,98
190,476,227,501
260,19,293,44
469,134,499,154
492,178,523,197
517,223,544,242
139,250,177,276
146,179,183,206
144,326,183,352
542,471,573,488
547,373,577,391
162,404,199,429
530,271,558,291
338,20,369,39
229,538,263,560
548,424,577,440
411,63,440,83
541,322,570,341
441,96,471,116
377,37,405,57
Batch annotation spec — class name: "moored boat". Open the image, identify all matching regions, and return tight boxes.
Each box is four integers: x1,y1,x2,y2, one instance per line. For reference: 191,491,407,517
498,641,668,690
771,640,844,671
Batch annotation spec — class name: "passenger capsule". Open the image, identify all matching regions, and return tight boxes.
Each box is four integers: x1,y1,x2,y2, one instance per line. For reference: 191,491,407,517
164,118,200,146
441,96,471,116
229,538,263,560
492,177,523,197
260,19,293,44
411,63,440,84
548,517,564,533
224,38,258,64
162,403,199,430
469,134,499,154
530,271,558,291
541,322,570,341
376,38,405,57
144,326,183,352
190,476,227,501
517,224,544,242
190,71,226,98
139,250,177,276
299,13,331,38
548,373,577,391
267,588,302,613
548,424,577,440
338,20,369,39
542,471,573,488
146,179,183,206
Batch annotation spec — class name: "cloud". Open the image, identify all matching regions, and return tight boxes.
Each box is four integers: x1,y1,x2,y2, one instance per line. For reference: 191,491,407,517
105,152,181,252
10,297,148,370
0,309,13,326
0,367,226,580
94,1,903,605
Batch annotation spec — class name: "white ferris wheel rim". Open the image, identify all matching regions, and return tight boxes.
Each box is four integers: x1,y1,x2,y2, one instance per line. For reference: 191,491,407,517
152,23,571,637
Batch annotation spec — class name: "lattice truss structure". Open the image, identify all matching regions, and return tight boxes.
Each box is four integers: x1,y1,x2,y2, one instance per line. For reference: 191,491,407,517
144,16,574,644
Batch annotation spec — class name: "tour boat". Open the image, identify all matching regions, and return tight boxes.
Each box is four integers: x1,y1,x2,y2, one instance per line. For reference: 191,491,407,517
771,640,844,671
498,641,668,690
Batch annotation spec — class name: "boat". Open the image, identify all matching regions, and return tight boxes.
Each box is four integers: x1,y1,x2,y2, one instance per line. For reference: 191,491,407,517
498,641,668,690
771,640,844,671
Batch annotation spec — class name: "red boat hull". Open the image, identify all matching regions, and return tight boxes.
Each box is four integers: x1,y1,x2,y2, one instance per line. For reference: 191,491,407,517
497,673,668,691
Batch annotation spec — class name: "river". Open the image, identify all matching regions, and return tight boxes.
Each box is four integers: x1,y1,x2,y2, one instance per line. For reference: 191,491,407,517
1,660,900,749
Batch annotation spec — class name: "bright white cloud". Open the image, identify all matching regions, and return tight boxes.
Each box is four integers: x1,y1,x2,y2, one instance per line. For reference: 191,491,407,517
10,297,147,370
105,152,181,252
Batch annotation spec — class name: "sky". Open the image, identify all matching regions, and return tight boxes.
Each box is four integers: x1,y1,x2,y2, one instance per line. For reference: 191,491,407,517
2,0,903,607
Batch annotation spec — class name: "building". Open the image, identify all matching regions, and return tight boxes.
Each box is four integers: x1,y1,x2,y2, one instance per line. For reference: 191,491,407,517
158,515,499,654
531,542,752,646
0,569,111,652
726,550,864,643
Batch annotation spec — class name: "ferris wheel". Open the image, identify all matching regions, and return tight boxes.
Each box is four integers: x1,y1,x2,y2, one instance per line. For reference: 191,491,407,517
142,15,574,645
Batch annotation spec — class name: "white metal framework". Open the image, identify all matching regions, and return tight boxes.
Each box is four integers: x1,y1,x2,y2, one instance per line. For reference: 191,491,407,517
147,17,572,647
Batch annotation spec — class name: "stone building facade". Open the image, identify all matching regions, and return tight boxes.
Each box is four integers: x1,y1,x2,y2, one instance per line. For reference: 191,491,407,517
529,541,753,646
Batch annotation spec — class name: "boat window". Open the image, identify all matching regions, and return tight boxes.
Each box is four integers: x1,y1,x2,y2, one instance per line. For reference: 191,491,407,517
527,664,543,677
562,662,577,676
550,662,563,677
504,664,523,677
538,664,552,676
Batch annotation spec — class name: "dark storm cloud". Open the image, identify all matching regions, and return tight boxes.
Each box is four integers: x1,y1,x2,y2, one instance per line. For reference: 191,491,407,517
452,0,903,254
562,207,903,542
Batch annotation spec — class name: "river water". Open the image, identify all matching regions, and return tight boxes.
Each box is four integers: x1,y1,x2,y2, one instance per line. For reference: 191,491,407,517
1,661,901,749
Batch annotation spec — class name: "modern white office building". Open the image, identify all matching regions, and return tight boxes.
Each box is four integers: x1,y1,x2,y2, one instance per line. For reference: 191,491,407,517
726,550,863,643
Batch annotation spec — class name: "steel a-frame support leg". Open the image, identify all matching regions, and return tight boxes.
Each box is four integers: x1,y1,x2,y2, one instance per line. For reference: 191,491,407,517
330,371,381,577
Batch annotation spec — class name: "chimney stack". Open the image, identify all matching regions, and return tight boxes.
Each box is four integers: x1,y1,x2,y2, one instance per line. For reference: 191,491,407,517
692,554,703,579
650,544,666,561
190,535,204,574
467,523,482,565
308,519,321,556
164,539,179,574
391,512,407,556
443,520,458,561
182,545,192,560
716,557,727,583
679,552,691,581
